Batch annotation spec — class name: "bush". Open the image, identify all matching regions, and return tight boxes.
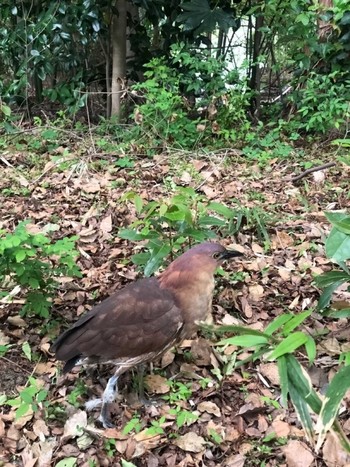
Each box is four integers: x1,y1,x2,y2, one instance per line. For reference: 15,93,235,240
0,221,81,317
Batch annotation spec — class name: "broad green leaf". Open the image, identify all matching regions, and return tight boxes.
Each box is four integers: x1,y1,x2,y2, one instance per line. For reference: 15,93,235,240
317,282,345,310
212,324,270,338
217,335,268,347
285,354,322,414
22,342,31,361
277,356,289,407
15,249,26,262
144,244,171,277
16,403,30,418
268,332,308,360
282,310,312,335
198,215,226,226
327,308,350,319
121,460,137,467
314,271,350,288
288,379,314,443
305,336,316,364
325,228,350,263
55,458,77,467
134,195,143,214
208,202,234,219
324,211,349,225
316,365,350,451
265,314,293,335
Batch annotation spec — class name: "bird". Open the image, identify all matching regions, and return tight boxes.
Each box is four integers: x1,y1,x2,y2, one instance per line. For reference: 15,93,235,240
51,242,243,428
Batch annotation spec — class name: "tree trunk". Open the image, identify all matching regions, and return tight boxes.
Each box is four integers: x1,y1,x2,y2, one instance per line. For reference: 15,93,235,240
111,0,127,120
249,9,264,121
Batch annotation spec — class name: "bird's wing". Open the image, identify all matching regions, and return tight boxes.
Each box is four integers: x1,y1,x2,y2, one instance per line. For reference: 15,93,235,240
52,278,184,363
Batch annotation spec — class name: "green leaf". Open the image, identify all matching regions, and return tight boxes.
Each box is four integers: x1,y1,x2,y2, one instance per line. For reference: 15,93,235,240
277,356,289,407
325,227,350,263
212,325,270,338
55,458,77,467
15,249,26,262
144,244,171,277
15,403,30,418
217,335,269,347
317,282,345,310
265,314,293,335
288,379,314,443
22,341,32,361
324,211,349,225
305,336,316,364
208,202,234,219
282,310,312,335
316,365,350,451
134,195,143,214
121,460,137,467
314,271,350,288
267,332,308,360
285,354,322,414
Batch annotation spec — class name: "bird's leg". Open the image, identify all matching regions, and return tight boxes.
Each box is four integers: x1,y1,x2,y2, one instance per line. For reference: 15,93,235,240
99,374,119,428
137,364,158,407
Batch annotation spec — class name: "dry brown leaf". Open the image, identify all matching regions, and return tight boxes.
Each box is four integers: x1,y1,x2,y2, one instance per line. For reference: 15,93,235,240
99,214,113,234
282,440,314,467
6,315,28,328
144,374,170,394
268,420,290,438
20,445,37,467
248,284,264,301
197,401,221,417
33,419,50,440
323,432,350,466
259,363,280,386
62,410,87,440
271,231,294,249
81,180,101,193
223,454,246,467
174,432,206,453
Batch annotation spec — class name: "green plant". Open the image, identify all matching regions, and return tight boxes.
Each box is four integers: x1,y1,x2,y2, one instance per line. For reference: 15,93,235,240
122,416,143,435
169,406,199,428
0,221,81,317
67,380,88,407
119,188,270,275
6,376,48,418
163,381,193,404
314,211,350,313
290,71,350,133
104,438,117,457
144,416,166,436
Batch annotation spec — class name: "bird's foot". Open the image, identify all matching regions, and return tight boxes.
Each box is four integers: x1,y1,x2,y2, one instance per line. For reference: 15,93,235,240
139,395,160,407
99,402,115,429
85,398,102,411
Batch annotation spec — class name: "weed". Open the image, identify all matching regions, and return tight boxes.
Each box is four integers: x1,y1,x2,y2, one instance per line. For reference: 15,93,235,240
7,376,48,418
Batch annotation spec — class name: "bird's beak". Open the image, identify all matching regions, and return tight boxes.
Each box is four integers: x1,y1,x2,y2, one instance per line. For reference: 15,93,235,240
221,249,244,260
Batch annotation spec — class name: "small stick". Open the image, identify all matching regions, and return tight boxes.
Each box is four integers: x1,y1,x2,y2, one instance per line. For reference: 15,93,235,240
290,162,336,183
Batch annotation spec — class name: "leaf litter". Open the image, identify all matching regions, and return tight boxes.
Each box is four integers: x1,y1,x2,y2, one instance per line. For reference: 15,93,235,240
0,140,350,466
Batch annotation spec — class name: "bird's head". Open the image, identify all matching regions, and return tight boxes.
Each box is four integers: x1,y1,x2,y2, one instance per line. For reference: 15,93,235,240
160,242,243,286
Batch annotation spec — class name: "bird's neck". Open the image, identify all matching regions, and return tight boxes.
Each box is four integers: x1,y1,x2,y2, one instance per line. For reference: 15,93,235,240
158,269,215,337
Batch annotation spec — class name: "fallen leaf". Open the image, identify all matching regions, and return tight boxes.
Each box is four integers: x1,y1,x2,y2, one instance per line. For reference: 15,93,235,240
323,431,350,466
144,374,170,394
282,440,314,467
63,410,87,440
174,432,206,453
100,214,113,234
259,363,280,386
248,284,264,301
197,401,221,417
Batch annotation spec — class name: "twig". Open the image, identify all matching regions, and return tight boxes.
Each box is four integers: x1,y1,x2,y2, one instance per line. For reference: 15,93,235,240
290,162,336,183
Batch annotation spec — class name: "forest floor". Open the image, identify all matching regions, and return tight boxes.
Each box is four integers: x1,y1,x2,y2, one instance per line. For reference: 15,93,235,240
1,131,350,467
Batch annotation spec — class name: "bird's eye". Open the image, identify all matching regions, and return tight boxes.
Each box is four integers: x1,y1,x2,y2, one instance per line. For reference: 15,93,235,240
212,252,221,260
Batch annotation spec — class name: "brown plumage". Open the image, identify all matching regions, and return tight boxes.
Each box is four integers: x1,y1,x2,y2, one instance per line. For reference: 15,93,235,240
51,242,243,427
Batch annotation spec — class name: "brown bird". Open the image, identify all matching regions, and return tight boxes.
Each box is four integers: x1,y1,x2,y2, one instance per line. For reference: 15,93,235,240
51,242,242,427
